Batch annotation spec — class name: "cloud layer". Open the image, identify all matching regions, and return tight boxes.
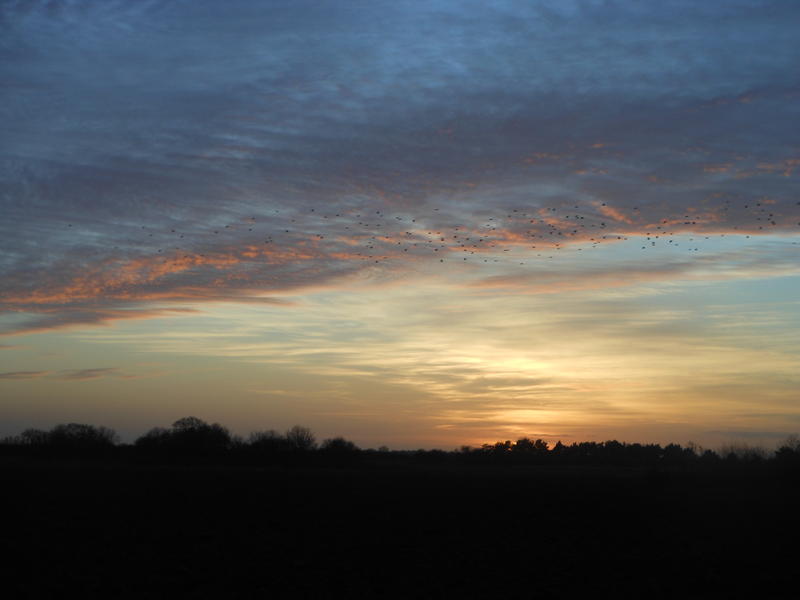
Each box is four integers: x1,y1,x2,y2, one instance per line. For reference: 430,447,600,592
2,0,799,333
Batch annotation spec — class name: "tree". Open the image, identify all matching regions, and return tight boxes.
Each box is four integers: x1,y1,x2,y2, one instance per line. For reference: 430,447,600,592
248,430,288,453
48,423,118,449
135,427,170,450
172,416,209,432
718,442,767,463
321,436,359,454
492,440,513,454
513,438,536,453
774,434,800,469
777,434,800,453
512,438,549,460
19,428,50,446
170,417,231,452
285,425,316,451
135,417,231,455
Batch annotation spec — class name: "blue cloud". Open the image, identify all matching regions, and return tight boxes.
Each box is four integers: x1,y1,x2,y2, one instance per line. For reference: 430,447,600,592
1,0,799,330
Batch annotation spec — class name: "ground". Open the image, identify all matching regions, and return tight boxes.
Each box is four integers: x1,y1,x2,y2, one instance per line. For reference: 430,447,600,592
3,459,798,598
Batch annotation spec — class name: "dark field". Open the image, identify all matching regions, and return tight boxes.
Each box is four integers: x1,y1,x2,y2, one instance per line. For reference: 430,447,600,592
3,459,799,599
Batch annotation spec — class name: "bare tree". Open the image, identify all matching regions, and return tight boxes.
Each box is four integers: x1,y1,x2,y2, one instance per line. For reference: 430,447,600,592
248,430,288,452
49,423,118,448
19,428,50,445
172,416,208,431
285,425,316,451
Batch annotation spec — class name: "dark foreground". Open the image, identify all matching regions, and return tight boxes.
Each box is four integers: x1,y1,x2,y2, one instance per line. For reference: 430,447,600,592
3,459,798,599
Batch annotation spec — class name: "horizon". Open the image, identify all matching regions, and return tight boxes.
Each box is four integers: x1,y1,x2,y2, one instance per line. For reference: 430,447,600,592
4,415,796,455
2,1,799,451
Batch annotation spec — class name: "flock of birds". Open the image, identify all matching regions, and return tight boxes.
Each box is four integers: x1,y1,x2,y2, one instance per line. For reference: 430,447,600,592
65,198,800,270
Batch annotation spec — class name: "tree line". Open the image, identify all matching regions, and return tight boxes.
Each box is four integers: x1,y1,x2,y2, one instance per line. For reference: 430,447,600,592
1,417,358,463
2,417,799,471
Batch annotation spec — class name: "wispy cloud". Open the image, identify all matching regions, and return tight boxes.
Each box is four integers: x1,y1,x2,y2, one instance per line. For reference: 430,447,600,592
0,367,134,381
0,371,50,380
55,368,123,381
69,275,800,442
0,307,201,337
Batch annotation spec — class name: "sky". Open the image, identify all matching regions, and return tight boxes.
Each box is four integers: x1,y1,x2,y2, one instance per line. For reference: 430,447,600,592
1,0,799,449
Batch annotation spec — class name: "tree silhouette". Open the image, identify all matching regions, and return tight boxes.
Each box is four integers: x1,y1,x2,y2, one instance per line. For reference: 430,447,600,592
321,437,359,454
134,417,231,457
482,440,512,456
774,434,800,473
19,428,50,446
249,429,288,451
247,430,291,462
512,438,549,455
170,417,231,453
285,425,316,452
172,416,208,432
48,423,118,449
135,427,171,451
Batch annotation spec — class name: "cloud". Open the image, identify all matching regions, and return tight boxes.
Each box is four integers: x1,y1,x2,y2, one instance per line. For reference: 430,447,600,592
67,273,799,433
55,368,123,381
596,204,637,225
0,367,132,381
705,430,795,440
465,248,800,295
0,0,798,342
0,371,50,380
0,307,201,337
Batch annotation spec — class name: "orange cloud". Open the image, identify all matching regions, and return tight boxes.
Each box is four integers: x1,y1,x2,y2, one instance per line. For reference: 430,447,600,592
757,158,800,177
703,164,732,173
0,239,369,308
596,204,636,225
55,368,123,381
1,198,797,339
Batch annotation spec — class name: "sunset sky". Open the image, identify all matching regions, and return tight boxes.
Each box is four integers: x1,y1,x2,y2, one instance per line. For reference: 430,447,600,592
2,0,799,449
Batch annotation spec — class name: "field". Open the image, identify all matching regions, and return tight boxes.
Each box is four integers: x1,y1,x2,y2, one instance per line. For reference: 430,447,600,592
3,458,798,598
